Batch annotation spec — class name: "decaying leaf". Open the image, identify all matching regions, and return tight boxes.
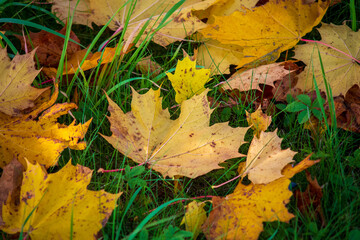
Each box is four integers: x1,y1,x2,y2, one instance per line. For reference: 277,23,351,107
18,26,80,67
245,130,296,184
0,85,91,168
246,106,271,138
166,56,211,104
200,0,330,68
0,48,48,116
180,201,207,239
0,158,24,226
52,0,217,47
203,155,319,240
42,46,131,77
295,170,326,226
102,88,248,178
136,55,162,77
294,23,360,97
0,159,121,239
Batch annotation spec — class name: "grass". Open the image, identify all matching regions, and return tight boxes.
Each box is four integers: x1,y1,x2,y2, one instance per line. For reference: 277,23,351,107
1,0,360,239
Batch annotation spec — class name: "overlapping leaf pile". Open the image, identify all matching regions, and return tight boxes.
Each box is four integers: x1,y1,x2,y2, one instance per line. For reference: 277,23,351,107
2,0,356,238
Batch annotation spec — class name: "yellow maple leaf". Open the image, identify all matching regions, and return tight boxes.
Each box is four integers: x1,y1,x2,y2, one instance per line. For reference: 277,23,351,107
294,23,360,96
0,85,92,168
245,130,296,184
180,201,207,239
52,0,217,47
102,88,248,178
246,106,272,138
200,0,330,68
0,158,121,239
0,48,48,116
202,155,319,240
166,56,211,104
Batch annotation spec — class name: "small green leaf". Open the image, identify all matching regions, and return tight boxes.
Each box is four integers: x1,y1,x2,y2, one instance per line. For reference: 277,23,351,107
285,102,308,112
296,94,311,106
276,103,287,110
312,109,322,120
312,98,325,108
298,110,309,124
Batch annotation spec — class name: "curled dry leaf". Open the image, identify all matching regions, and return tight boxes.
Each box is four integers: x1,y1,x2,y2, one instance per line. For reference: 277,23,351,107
200,0,330,68
42,46,132,77
102,88,248,178
246,106,272,138
166,56,211,104
0,48,48,116
295,23,360,96
136,55,162,77
0,159,121,240
18,26,80,67
203,155,319,240
0,85,92,168
245,130,296,184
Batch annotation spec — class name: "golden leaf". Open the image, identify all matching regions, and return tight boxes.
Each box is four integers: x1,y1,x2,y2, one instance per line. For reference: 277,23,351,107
200,0,330,68
102,88,248,178
0,48,48,116
180,201,207,239
246,106,272,138
0,159,121,239
202,155,319,240
166,56,211,104
294,23,360,96
245,130,296,184
0,85,91,168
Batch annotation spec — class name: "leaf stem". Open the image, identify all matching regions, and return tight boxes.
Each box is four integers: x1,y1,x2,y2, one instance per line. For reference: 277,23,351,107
300,38,360,64
98,163,145,173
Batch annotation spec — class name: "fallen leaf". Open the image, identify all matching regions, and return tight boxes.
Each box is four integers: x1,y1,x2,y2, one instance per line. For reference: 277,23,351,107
202,155,319,240
0,159,121,239
102,88,248,178
180,201,207,239
0,85,92,168
246,106,272,138
295,170,326,226
136,55,162,77
245,130,296,184
0,158,24,226
42,46,131,77
294,23,360,96
166,56,211,104
18,26,80,67
0,48,48,116
52,0,217,47
200,0,330,68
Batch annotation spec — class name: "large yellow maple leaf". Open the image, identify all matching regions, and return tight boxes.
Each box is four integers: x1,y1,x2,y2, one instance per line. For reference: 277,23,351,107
0,158,121,239
202,155,319,240
102,88,248,178
294,23,360,96
200,0,330,68
0,85,91,168
166,56,211,104
0,48,48,116
52,0,217,47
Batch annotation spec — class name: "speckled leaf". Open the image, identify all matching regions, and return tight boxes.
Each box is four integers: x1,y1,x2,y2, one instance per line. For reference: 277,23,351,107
200,0,330,68
0,159,121,239
246,106,272,138
202,155,319,240
0,86,91,168
166,56,211,104
102,88,248,178
0,48,48,116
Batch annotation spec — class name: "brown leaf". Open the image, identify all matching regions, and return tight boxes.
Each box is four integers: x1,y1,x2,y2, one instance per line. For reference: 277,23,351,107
0,158,24,226
19,26,80,67
295,170,326,226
